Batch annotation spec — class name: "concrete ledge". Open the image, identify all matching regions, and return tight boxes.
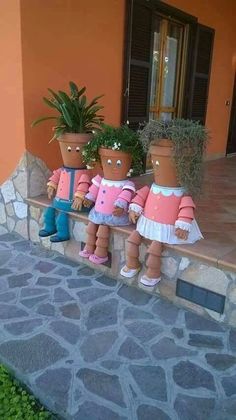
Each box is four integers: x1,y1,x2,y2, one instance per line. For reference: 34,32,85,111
26,196,236,272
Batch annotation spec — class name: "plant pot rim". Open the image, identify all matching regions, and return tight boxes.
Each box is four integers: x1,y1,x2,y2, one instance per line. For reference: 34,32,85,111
99,147,131,157
150,138,173,146
58,132,92,144
150,139,173,157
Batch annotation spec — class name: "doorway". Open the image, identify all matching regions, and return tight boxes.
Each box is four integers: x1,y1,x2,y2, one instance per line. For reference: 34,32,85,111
149,17,187,121
227,74,236,155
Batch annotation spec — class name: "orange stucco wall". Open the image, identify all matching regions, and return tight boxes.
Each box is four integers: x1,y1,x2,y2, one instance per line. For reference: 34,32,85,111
166,0,236,157
0,0,25,184
20,0,125,171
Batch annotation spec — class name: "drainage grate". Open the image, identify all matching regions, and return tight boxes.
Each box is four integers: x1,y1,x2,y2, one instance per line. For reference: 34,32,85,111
176,279,225,314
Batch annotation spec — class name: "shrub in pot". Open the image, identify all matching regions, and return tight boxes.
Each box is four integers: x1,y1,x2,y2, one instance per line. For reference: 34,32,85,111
120,118,208,286
79,125,145,264
31,82,104,242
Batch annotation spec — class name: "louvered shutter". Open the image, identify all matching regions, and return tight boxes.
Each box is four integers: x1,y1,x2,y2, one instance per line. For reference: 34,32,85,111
188,24,214,124
226,75,236,154
122,0,153,130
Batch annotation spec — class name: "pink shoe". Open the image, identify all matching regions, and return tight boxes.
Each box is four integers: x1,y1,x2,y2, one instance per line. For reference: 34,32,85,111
89,254,109,265
79,249,92,259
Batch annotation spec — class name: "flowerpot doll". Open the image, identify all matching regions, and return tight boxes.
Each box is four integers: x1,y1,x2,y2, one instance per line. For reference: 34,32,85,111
39,133,92,242
120,139,203,286
79,148,135,264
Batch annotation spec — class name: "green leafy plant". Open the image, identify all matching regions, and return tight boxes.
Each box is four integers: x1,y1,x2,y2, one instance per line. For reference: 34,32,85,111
0,364,52,419
31,81,104,142
139,118,209,196
82,124,145,175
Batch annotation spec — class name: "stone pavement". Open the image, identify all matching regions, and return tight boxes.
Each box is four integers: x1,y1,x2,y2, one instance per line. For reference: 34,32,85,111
0,233,236,420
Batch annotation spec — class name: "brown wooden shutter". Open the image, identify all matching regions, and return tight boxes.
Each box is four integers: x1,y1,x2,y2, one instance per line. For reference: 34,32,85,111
188,24,215,124
122,0,153,130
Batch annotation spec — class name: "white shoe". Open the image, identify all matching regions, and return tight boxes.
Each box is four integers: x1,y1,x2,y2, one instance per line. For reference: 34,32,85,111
120,265,141,278
140,275,161,287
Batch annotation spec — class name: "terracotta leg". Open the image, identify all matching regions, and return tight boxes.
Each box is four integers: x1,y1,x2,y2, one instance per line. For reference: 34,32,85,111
126,230,142,269
145,241,163,279
94,225,110,258
84,222,98,254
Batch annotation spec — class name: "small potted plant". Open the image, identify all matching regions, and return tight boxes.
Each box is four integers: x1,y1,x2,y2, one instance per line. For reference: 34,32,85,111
78,125,145,265
138,118,208,197
32,81,104,163
120,118,208,287
31,82,104,242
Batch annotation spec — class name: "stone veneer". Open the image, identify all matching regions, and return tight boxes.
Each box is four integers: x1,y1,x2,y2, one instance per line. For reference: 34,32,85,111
1,152,236,327
0,152,51,239
28,208,236,328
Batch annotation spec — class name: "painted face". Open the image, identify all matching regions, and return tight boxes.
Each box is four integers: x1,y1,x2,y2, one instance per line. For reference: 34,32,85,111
106,158,122,167
100,152,132,181
66,145,80,153
59,141,84,168
151,159,160,168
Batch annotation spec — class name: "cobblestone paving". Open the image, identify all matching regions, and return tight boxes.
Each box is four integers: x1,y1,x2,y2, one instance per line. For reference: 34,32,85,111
0,233,236,419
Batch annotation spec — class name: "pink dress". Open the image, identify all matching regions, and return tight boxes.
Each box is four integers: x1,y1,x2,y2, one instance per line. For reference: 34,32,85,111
130,183,203,244
86,175,135,226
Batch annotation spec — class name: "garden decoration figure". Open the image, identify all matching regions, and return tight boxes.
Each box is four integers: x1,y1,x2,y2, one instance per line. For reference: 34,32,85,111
120,119,208,286
79,125,145,264
31,81,104,242
39,135,93,242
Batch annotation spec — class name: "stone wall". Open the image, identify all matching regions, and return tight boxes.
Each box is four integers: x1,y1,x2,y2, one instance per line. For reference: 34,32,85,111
28,203,236,327
0,152,51,239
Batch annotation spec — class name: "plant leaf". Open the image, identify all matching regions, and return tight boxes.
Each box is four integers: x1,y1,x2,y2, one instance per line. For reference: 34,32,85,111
61,104,73,127
31,116,58,127
47,88,63,104
69,81,79,96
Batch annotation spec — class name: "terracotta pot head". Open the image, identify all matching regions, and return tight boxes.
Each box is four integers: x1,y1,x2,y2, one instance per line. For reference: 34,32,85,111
58,133,92,168
150,139,179,187
99,148,132,181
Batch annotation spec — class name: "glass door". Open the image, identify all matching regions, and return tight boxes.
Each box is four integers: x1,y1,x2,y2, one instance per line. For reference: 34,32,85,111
149,17,187,120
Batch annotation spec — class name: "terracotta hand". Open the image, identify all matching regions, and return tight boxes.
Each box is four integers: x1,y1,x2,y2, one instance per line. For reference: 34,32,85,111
83,198,94,208
112,206,124,217
47,185,55,200
71,196,83,211
175,227,189,241
129,210,140,224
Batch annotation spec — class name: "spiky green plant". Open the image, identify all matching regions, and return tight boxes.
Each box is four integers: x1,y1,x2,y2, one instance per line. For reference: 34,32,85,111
139,119,209,197
31,81,104,142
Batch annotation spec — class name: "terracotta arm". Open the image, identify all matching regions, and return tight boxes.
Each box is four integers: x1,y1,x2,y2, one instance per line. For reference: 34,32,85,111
47,168,62,199
128,186,150,223
175,196,196,240
72,173,91,211
83,175,102,207
114,182,135,209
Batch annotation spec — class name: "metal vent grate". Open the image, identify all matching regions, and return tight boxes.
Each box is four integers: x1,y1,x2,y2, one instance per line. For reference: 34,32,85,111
176,279,225,314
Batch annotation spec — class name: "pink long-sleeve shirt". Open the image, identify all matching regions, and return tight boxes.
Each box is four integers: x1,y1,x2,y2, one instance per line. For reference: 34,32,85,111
86,175,135,215
131,183,195,225
48,167,91,201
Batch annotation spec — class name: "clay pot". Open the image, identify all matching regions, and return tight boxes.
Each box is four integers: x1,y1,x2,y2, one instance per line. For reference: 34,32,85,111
99,148,132,181
91,161,104,178
150,139,179,187
58,133,92,168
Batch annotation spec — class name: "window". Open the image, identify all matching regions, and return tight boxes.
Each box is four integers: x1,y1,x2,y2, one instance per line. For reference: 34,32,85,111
122,0,214,129
149,17,187,120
